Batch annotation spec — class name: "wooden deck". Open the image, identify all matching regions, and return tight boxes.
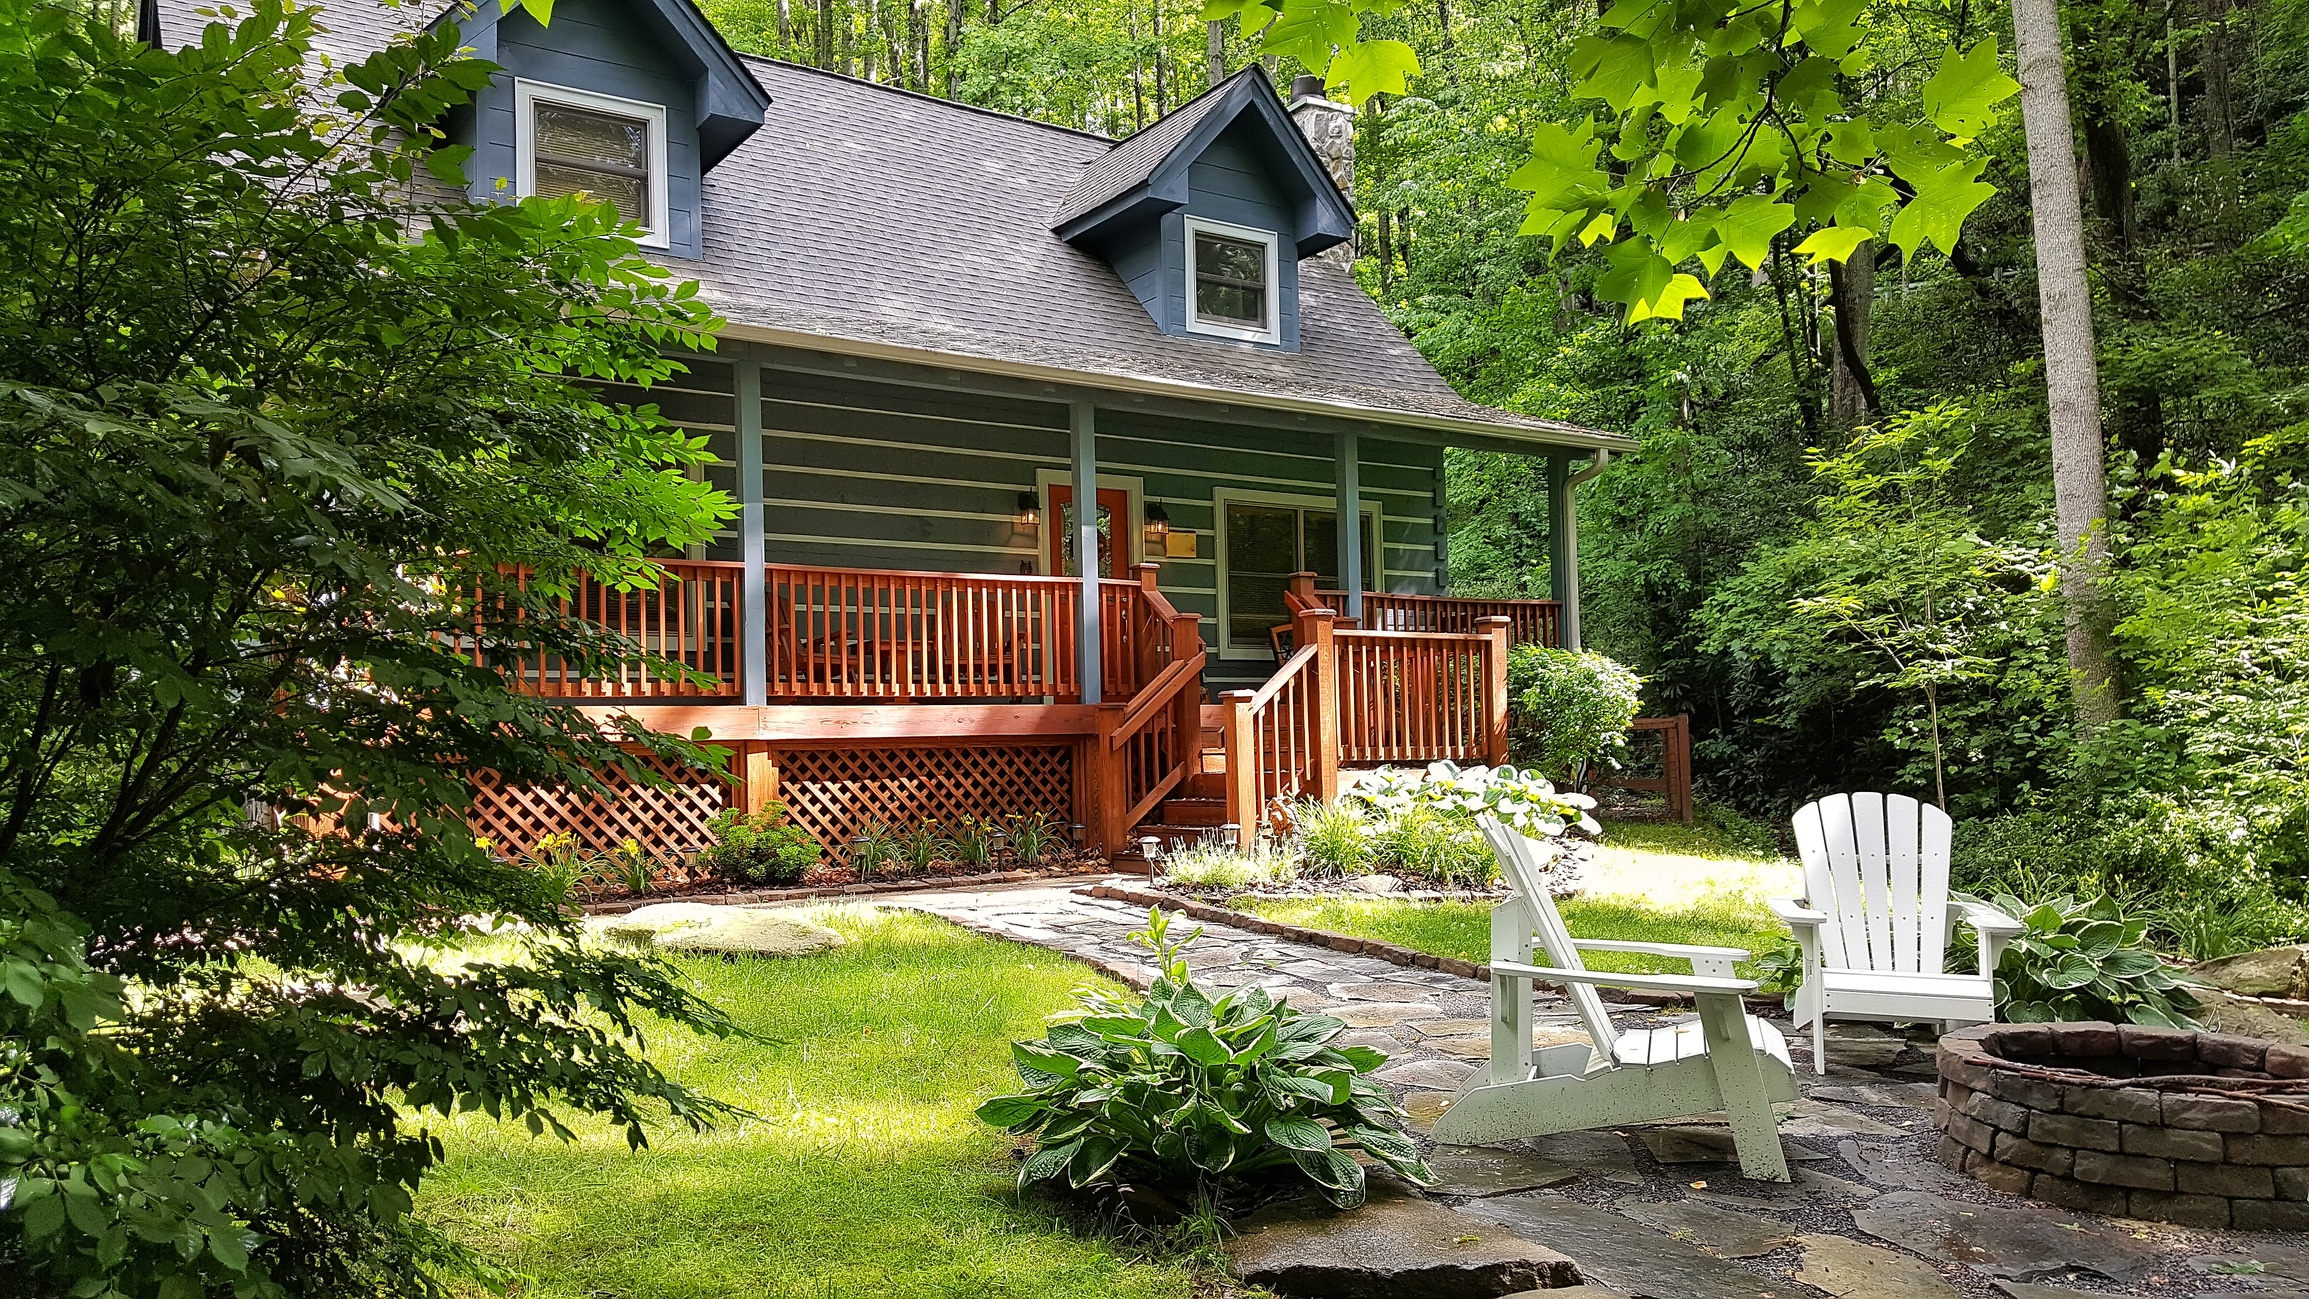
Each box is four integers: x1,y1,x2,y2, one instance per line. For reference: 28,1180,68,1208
468,559,1562,863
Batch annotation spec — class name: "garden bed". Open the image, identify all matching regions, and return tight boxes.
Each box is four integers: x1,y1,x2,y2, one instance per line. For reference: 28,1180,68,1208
1937,1022,2309,1229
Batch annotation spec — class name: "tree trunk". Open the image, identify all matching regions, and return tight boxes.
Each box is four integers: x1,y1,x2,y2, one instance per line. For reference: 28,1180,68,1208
816,0,834,68
1207,19,1224,87
946,0,964,96
777,0,790,45
1827,251,1878,426
1129,9,1146,132
2014,0,2121,727
1151,0,1168,114
2202,0,2234,156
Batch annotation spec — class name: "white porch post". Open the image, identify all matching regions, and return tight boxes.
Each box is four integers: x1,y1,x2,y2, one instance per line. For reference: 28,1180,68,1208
1335,429,1363,622
1071,401,1101,703
736,353,767,704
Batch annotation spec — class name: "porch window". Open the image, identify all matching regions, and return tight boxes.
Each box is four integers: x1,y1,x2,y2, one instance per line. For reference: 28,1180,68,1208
1184,217,1280,345
1222,501,1375,652
515,80,669,248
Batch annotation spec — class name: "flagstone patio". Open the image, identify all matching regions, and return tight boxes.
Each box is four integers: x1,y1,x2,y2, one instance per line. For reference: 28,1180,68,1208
885,879,2309,1299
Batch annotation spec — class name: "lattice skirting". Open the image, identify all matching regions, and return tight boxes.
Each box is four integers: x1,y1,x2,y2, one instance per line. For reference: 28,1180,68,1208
467,752,730,862
774,742,1076,860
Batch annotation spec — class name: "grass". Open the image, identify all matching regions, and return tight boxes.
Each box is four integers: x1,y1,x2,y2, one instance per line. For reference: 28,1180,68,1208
1228,892,1785,979
1225,812,1796,979
419,905,1200,1299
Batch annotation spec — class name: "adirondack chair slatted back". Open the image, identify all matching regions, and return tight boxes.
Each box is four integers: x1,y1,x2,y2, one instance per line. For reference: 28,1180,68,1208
1478,815,1620,1056
1792,793,1953,975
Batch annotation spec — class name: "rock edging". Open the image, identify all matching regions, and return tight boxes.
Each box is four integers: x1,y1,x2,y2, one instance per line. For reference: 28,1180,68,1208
582,863,1112,916
1936,1021,2309,1230
1081,883,1780,1012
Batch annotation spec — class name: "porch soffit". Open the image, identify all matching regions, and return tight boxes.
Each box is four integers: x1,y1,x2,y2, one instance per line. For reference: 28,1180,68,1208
720,324,1635,456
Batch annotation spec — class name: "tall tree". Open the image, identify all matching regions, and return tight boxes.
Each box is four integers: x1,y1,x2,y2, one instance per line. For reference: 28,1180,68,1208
2013,0,2122,725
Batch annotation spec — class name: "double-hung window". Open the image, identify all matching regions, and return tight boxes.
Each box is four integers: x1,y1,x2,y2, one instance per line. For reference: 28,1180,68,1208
515,80,669,248
1221,499,1377,653
1184,216,1280,344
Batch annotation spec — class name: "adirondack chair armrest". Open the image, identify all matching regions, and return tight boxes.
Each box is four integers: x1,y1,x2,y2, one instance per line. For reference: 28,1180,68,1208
1571,938,1750,979
1767,897,1828,928
1949,896,2026,971
1488,959,1760,996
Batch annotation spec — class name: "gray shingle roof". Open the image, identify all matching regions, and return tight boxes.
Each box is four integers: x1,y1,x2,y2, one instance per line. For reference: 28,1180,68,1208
144,0,1626,450
1053,70,1244,227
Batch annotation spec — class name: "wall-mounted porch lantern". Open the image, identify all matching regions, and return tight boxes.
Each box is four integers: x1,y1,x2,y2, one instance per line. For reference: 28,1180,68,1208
1143,502,1171,543
1015,491,1042,529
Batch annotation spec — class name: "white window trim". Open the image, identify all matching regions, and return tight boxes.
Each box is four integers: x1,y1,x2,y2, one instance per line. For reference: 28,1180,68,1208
514,78,670,249
1182,215,1282,346
1213,487,1383,660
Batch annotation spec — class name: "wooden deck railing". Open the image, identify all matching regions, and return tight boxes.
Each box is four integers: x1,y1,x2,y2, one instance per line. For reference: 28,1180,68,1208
1097,580,1207,848
478,560,744,699
1223,607,1511,845
1316,588,1560,647
1335,629,1499,765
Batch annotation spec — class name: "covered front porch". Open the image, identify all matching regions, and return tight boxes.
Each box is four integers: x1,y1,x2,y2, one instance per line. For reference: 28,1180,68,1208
464,337,1623,867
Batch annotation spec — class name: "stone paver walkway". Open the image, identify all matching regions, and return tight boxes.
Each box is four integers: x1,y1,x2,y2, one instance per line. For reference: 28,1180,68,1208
882,879,2309,1299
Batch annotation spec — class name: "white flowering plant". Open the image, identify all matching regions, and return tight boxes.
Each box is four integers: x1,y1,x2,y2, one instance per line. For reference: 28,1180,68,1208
1349,762,1602,842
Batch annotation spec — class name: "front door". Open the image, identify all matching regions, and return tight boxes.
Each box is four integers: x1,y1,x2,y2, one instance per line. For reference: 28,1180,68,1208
1047,484,1132,579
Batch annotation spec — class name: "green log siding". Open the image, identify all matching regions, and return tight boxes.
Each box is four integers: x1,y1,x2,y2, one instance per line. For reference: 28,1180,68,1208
752,355,1445,694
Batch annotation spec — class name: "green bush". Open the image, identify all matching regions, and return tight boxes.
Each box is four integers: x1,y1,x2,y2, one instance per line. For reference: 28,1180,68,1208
1289,800,1371,877
978,907,1432,1209
1370,806,1496,888
1976,892,2204,1027
695,804,821,886
1506,646,1644,776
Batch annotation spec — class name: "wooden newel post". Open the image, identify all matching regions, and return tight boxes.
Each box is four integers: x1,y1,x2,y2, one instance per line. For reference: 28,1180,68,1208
1477,615,1513,767
1298,607,1340,802
1221,688,1258,849
1135,561,1161,594
1286,570,1319,608
1092,705,1128,857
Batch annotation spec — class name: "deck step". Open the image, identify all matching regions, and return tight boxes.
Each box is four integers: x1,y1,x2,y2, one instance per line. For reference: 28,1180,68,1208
1156,796,1228,828
1180,769,1227,800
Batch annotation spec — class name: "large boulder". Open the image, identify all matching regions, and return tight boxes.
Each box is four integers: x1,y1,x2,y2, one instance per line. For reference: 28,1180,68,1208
2194,945,2309,1000
593,902,843,958
1227,1178,1581,1298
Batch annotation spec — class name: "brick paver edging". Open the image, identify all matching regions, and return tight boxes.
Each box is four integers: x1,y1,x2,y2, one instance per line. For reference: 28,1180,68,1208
581,864,1113,916
1082,883,1786,1013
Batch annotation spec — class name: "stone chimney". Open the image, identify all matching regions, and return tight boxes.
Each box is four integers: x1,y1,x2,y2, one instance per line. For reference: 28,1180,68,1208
1287,73,1355,204
1288,74,1357,267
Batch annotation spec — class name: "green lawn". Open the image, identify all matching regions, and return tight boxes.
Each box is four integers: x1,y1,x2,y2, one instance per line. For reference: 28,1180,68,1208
419,906,1199,1299
1230,892,1785,979
1228,816,1794,979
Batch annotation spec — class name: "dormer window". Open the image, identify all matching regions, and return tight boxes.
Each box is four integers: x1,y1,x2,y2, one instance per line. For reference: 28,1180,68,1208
1185,216,1280,344
515,80,670,248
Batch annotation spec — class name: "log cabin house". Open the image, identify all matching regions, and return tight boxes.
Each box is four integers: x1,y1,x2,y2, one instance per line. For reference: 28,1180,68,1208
144,0,1636,865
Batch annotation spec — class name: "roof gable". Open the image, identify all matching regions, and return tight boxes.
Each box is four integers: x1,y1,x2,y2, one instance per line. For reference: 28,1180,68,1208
1051,67,1354,258
438,0,768,169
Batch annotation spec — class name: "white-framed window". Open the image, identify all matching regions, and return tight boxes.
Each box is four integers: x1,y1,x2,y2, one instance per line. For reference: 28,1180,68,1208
1214,488,1380,657
1183,215,1281,345
515,79,669,248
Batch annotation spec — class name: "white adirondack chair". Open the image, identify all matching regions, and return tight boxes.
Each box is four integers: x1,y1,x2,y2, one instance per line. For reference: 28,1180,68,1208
1770,792,2026,1075
1431,815,1800,1182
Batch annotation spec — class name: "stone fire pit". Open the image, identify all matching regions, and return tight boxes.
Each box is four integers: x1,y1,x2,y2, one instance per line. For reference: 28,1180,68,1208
1937,1021,2309,1229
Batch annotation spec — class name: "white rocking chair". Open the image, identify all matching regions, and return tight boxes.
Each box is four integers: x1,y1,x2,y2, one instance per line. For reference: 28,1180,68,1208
1431,815,1799,1182
1770,792,2026,1075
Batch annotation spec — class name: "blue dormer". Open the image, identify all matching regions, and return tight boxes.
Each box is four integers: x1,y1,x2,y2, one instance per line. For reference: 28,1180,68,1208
439,0,769,261
1052,68,1355,353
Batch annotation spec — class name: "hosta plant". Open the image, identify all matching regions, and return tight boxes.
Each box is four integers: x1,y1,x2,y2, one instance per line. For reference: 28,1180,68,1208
977,907,1433,1209
1351,762,1601,841
1977,892,2203,1027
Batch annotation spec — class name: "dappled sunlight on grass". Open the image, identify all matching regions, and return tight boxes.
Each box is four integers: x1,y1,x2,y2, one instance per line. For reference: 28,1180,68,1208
1231,890,1782,979
419,906,1196,1299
